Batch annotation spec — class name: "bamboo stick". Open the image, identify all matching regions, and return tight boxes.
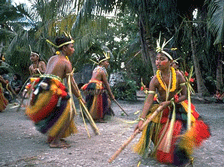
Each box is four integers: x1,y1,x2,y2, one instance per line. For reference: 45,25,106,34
79,104,91,138
79,100,100,135
113,99,129,116
16,90,27,112
67,70,100,135
108,106,163,163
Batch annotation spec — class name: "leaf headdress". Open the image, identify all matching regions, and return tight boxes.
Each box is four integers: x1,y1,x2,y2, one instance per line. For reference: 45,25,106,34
156,33,177,60
46,32,74,49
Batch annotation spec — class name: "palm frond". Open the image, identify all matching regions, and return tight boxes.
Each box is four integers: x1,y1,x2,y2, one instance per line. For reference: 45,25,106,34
207,0,224,45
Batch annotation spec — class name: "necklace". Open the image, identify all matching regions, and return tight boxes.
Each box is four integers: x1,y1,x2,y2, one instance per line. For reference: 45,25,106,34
156,67,176,92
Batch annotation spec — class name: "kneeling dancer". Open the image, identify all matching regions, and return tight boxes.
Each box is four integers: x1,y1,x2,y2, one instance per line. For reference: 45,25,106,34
26,36,85,148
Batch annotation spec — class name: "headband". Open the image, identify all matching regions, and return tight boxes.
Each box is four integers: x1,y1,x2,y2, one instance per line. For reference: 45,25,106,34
46,39,74,48
90,52,110,65
31,52,39,57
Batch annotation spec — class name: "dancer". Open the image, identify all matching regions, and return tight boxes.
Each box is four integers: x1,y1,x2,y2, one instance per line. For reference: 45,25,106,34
29,52,46,76
26,36,84,148
81,53,115,123
0,75,8,112
134,36,210,166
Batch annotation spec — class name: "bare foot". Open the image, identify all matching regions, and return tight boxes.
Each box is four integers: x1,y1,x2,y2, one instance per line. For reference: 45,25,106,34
60,139,70,147
95,119,107,123
49,141,71,148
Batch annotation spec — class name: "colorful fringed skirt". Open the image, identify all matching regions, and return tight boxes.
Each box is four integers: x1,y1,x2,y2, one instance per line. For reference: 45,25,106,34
134,100,210,166
25,75,77,143
0,83,8,112
81,79,109,120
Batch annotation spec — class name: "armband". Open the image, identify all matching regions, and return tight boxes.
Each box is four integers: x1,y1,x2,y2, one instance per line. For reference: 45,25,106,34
148,91,155,94
139,117,146,122
180,83,186,86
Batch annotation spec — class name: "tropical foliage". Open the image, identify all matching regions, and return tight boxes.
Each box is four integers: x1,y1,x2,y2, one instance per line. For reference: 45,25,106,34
0,0,223,96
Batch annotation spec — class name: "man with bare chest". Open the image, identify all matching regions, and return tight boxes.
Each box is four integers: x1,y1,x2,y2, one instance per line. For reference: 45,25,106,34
29,52,46,76
26,36,84,148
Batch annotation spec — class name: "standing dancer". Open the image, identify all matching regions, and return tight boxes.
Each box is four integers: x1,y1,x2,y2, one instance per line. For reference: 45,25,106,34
134,36,210,166
26,36,85,148
81,53,115,123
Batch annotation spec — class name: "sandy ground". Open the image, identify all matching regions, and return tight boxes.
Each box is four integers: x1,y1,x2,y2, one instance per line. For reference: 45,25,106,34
0,94,224,167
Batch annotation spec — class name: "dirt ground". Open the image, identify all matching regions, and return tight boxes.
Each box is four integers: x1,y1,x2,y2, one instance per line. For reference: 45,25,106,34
0,94,224,167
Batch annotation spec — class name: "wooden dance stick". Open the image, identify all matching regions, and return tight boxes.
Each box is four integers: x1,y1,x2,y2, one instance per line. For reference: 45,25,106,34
108,106,163,163
79,100,100,135
16,90,27,112
113,99,129,116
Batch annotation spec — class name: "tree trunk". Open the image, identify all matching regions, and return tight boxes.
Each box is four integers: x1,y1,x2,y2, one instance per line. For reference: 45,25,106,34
139,14,157,74
216,51,223,91
0,41,3,56
190,34,209,96
148,50,157,74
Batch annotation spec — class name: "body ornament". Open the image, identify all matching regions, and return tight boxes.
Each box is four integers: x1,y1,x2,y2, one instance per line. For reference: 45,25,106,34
148,91,156,94
156,67,176,92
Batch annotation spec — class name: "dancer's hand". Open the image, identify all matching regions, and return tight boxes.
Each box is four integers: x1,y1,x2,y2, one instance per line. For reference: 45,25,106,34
111,94,115,100
159,101,171,110
134,120,144,132
79,97,86,104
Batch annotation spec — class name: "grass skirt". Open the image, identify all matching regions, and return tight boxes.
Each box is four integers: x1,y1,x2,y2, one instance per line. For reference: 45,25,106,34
81,80,109,120
134,100,210,166
0,83,8,112
26,76,77,142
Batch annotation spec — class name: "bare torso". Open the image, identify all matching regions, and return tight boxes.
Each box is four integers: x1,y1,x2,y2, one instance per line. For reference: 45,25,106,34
29,61,46,76
45,55,71,79
91,66,106,81
90,66,114,99
152,71,185,101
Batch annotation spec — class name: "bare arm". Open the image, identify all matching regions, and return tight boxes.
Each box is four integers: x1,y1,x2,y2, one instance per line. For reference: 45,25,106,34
29,65,34,76
135,76,157,131
175,72,187,103
65,61,85,103
39,61,46,74
139,77,157,119
101,70,115,99
0,76,7,85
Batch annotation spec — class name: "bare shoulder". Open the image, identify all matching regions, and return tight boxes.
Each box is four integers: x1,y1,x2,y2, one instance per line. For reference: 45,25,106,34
149,75,159,88
48,55,57,62
176,70,185,82
176,70,182,77
39,60,46,65
63,59,72,73
93,66,105,75
151,75,159,84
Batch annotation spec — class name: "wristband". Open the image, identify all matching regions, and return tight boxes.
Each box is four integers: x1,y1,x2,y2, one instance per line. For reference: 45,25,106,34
139,117,146,122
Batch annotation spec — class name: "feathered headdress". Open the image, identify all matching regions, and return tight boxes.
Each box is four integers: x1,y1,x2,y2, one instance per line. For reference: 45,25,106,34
90,51,110,65
29,45,39,57
156,33,177,60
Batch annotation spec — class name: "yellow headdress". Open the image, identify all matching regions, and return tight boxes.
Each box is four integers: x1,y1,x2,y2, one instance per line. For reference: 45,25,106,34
46,32,74,49
156,33,177,60
29,45,39,57
90,51,110,65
